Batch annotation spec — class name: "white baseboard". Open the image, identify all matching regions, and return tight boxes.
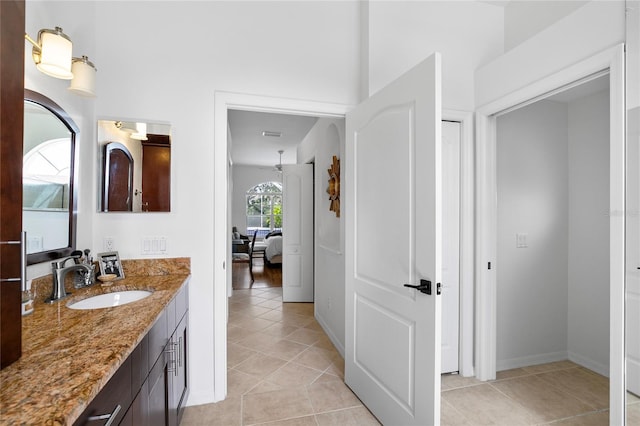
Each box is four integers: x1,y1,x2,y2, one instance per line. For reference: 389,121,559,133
315,312,345,358
497,351,568,372
568,351,609,377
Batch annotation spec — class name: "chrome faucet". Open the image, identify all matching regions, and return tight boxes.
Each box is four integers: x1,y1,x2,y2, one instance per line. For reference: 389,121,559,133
46,257,92,303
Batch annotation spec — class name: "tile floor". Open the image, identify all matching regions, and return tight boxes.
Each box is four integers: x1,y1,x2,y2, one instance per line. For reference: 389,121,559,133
181,287,640,425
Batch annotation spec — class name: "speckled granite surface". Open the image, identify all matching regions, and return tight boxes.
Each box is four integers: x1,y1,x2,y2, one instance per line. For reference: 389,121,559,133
0,258,190,425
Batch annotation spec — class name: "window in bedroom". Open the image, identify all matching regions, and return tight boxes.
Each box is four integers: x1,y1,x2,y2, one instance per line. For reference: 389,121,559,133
246,181,282,238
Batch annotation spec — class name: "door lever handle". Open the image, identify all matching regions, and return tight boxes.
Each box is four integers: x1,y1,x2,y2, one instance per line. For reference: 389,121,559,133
404,279,432,295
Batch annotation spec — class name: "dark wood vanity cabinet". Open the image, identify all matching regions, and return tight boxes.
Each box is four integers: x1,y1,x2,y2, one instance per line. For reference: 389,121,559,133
75,282,188,426
0,0,25,370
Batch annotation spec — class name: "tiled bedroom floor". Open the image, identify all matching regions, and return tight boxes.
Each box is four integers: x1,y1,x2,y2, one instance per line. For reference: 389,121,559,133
181,287,640,426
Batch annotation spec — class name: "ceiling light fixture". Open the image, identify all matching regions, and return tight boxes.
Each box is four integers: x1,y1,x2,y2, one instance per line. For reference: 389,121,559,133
274,149,284,173
25,27,98,97
262,131,282,138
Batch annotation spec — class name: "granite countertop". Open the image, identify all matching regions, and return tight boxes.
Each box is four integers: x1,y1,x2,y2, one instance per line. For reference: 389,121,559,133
0,258,190,425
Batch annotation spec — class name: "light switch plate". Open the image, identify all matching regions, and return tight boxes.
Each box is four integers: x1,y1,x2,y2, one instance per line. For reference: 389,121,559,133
516,233,528,248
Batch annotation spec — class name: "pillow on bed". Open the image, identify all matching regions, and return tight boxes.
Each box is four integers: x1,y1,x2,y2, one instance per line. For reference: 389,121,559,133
265,230,282,240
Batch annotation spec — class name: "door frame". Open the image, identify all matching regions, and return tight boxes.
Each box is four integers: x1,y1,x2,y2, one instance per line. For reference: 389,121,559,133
213,91,349,401
213,93,476,400
475,44,625,424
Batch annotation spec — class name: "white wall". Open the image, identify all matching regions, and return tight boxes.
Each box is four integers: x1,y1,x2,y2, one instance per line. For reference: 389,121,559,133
476,0,624,108
496,100,569,370
298,118,346,355
567,89,610,375
496,90,610,373
367,1,503,111
26,0,360,406
503,1,589,52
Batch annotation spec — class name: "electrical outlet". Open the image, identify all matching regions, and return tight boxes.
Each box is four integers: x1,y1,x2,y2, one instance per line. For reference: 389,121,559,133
104,237,115,251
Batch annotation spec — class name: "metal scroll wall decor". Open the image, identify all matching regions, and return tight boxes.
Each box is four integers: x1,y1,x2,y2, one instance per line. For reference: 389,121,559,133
327,155,340,217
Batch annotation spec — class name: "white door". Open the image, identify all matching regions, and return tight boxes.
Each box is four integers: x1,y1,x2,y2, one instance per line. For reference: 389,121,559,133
441,121,460,374
345,53,442,425
282,164,314,302
627,99,640,397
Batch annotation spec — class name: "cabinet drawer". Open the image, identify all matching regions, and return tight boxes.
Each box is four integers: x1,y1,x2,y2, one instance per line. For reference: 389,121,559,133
73,356,132,426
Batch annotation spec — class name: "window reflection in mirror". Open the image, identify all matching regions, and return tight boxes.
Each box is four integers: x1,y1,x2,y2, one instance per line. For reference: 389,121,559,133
97,120,171,212
23,90,78,263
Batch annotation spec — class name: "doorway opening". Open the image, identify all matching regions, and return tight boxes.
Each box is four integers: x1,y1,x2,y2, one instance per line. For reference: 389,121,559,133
475,44,625,422
495,75,610,375
213,91,348,401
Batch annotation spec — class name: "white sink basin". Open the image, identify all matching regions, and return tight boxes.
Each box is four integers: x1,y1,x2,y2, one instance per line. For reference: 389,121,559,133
68,290,152,310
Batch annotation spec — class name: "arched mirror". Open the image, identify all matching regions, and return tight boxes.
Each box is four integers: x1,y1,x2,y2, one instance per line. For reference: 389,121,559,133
97,120,171,212
23,90,78,265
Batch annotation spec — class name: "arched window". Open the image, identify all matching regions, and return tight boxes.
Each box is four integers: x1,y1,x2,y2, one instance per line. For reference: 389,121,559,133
246,181,282,238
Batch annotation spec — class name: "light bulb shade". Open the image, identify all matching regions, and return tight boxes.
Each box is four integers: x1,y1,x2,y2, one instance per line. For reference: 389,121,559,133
68,56,97,97
131,122,148,141
36,28,73,79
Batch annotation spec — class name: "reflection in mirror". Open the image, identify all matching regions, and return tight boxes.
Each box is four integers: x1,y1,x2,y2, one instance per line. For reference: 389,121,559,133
97,120,171,212
23,90,78,264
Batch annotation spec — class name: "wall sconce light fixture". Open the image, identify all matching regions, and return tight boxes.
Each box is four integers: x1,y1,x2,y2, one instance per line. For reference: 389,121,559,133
131,122,148,141
25,27,97,97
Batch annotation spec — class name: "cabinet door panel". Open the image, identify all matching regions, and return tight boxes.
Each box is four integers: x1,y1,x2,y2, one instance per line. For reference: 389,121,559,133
148,355,168,426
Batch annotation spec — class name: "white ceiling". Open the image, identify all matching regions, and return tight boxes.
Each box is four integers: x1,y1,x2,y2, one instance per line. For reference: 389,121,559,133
228,110,318,167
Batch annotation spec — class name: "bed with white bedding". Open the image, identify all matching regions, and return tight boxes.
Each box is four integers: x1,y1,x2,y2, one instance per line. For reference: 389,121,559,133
264,234,283,265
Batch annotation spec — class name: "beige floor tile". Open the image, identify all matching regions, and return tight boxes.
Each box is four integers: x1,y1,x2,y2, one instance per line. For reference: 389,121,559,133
537,367,609,409
325,357,345,379
302,319,324,333
234,353,288,379
628,391,640,404
259,309,288,322
281,302,314,316
227,342,258,368
521,360,578,374
234,316,277,332
441,373,481,391
227,368,263,397
279,312,314,326
261,322,301,338
285,328,323,345
255,415,318,426
550,410,609,425
264,339,309,361
441,398,474,426
292,348,335,372
180,396,242,426
494,367,530,381
242,387,315,425
237,332,280,352
315,406,381,425
257,299,283,309
628,403,640,424
490,375,595,422
227,325,256,343
312,373,345,385
442,383,543,425
307,379,363,413
241,304,274,317
245,380,285,395
312,335,338,352
265,362,323,388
